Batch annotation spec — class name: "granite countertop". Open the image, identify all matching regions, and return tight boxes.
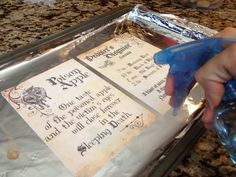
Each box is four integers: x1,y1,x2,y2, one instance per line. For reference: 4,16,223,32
1,0,236,176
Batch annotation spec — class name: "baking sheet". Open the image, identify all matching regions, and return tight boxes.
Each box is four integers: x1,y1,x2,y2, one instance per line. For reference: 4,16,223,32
0,5,214,177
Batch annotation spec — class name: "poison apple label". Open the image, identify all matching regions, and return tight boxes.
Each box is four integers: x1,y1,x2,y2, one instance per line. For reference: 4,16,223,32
1,59,155,177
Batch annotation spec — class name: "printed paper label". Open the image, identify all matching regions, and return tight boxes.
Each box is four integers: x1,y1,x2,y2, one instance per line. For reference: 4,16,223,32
78,33,170,114
1,59,155,177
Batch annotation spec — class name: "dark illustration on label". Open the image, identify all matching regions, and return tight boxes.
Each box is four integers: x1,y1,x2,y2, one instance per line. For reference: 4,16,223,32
120,114,144,132
5,86,52,117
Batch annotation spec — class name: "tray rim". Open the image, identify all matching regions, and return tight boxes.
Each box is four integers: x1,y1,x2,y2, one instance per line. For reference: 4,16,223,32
0,6,205,177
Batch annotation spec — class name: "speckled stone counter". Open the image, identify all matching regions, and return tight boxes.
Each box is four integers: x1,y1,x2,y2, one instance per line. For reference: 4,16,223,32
1,0,236,176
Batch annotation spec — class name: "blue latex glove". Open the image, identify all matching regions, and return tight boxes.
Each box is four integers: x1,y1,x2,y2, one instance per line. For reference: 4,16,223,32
154,38,236,115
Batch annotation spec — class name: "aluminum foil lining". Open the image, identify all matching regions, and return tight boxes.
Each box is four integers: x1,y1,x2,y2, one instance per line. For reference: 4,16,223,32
0,5,214,177
129,5,217,42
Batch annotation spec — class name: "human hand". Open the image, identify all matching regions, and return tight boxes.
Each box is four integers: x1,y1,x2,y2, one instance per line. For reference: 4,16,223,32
195,27,236,129
165,27,236,129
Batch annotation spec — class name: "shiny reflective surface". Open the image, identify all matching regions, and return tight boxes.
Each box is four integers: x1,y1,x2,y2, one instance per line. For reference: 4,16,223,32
214,101,236,165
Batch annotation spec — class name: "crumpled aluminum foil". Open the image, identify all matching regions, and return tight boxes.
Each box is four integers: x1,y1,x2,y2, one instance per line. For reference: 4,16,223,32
128,5,217,43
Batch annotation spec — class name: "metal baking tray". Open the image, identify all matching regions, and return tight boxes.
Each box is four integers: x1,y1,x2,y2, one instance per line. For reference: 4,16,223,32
0,6,207,177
